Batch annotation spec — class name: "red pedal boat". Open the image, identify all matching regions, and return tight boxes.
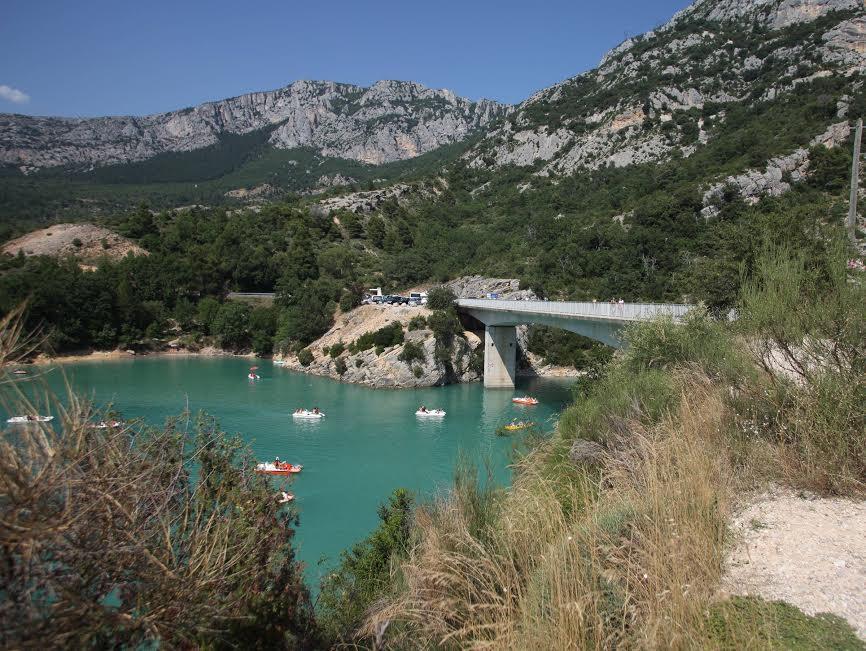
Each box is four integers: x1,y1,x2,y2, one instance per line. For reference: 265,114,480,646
512,396,539,405
256,462,303,475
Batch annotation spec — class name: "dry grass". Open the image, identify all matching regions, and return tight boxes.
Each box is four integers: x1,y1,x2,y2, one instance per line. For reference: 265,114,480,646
364,375,734,649
0,309,317,648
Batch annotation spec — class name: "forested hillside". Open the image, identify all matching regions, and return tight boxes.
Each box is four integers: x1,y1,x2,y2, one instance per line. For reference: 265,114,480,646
0,0,863,362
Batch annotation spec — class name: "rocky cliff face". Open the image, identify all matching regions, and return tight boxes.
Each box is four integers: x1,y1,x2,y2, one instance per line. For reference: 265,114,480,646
0,80,510,172
277,277,556,388
467,0,864,179
277,303,482,389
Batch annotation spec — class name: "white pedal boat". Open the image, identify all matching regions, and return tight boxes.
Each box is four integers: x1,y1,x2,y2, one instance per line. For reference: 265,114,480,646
416,409,446,417
292,410,325,419
88,420,123,429
7,415,53,423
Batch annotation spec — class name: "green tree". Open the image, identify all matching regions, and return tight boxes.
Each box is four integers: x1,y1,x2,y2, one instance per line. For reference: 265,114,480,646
275,228,319,306
398,341,426,365
340,212,365,238
248,305,277,356
318,244,357,280
196,297,222,335
339,286,362,313
211,302,250,351
317,489,414,646
276,293,333,347
365,216,386,248
426,287,456,311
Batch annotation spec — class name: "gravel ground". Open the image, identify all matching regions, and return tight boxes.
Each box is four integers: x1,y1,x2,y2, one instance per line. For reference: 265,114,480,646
2,223,146,261
723,487,866,640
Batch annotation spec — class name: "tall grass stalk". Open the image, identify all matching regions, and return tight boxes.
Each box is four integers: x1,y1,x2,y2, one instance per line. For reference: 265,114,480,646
364,375,733,649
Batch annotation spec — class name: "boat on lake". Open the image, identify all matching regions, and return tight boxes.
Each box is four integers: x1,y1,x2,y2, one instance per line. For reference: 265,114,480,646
88,420,123,429
7,415,53,423
416,408,446,417
512,396,539,405
292,409,324,419
503,420,535,431
256,462,303,475
278,491,295,503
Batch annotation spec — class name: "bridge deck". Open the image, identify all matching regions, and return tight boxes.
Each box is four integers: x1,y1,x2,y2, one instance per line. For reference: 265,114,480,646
456,298,692,323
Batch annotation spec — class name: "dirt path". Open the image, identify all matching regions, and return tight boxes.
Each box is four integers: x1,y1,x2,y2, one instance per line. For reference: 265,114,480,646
723,487,866,640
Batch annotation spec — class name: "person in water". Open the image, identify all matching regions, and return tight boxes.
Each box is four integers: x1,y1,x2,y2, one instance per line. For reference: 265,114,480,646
313,407,319,414
419,405,427,413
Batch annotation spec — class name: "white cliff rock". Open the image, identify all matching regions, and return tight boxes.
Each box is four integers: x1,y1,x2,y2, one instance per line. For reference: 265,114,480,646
0,80,511,171
466,0,863,176
701,121,852,215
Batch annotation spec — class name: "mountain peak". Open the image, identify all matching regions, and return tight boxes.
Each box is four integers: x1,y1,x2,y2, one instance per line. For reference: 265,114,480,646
467,0,864,175
0,80,512,172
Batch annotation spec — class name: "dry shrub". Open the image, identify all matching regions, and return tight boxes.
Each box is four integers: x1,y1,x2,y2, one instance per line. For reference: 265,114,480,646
737,241,866,495
364,375,733,649
0,310,317,648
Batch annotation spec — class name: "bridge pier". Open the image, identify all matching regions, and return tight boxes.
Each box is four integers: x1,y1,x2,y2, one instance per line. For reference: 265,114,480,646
484,325,517,388
458,298,693,390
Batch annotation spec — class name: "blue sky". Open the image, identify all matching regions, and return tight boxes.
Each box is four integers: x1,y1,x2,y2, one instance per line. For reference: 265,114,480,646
1,0,692,117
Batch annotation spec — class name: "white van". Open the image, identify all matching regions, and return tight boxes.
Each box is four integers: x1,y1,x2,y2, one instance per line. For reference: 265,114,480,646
409,292,428,305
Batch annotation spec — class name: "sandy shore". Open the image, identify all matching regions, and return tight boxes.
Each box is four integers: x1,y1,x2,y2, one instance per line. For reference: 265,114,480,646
24,347,258,366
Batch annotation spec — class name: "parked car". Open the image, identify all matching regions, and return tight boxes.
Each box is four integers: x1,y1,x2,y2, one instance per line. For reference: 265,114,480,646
384,295,408,305
409,292,428,305
371,295,386,304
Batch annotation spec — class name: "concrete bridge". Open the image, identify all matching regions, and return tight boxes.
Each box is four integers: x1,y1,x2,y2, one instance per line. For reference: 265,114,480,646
456,299,693,388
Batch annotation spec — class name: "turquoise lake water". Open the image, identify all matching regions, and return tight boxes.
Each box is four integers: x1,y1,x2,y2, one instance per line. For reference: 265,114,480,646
21,357,573,587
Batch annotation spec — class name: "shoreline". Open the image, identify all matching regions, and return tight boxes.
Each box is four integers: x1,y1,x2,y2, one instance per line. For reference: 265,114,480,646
19,347,581,385
25,347,259,366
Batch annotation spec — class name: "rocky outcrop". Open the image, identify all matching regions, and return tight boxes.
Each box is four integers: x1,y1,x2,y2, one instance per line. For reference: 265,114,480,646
467,0,864,176
275,276,578,388
669,0,862,30
443,275,537,300
312,182,425,215
276,304,481,388
224,184,276,199
0,80,510,172
315,173,357,189
282,328,481,388
700,121,852,217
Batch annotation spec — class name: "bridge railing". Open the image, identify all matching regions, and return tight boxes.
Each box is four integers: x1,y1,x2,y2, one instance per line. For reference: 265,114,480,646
456,298,693,321
227,292,276,299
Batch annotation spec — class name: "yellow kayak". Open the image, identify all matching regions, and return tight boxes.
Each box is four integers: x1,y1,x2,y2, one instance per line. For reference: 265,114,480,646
503,421,535,431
